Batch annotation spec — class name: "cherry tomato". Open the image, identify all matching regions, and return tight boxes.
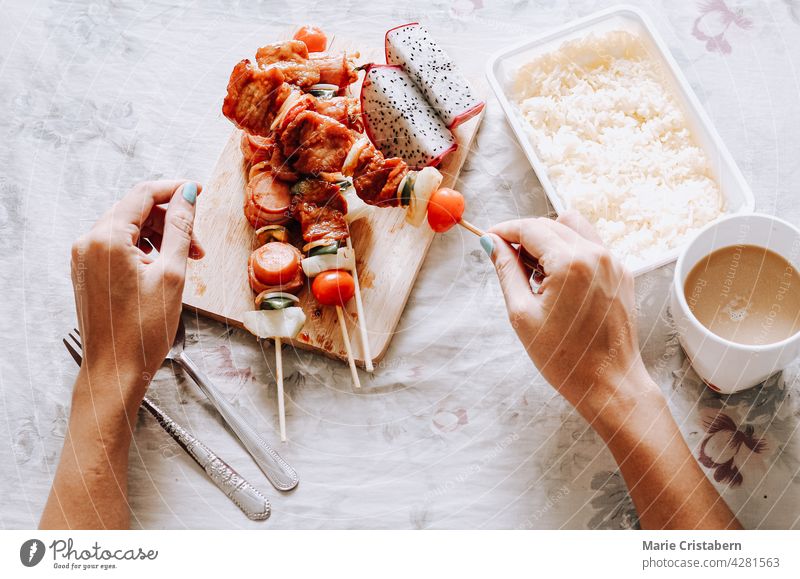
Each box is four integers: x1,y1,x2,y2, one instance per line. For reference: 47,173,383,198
427,187,465,233
293,25,327,53
312,270,355,307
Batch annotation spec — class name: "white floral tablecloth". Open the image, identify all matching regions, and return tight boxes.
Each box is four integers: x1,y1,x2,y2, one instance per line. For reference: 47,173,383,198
2,0,800,529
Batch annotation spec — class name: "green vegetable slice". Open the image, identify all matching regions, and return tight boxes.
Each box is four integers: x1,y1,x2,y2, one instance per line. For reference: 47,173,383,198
308,241,340,257
400,172,416,207
255,225,289,245
261,297,296,310
308,84,338,99
290,180,309,196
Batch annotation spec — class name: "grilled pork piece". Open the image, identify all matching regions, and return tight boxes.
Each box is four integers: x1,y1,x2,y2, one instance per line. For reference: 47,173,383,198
353,156,408,207
256,40,320,88
314,96,362,132
253,41,359,90
255,40,308,65
311,52,360,88
223,60,292,137
225,45,408,210
279,110,355,175
290,179,348,243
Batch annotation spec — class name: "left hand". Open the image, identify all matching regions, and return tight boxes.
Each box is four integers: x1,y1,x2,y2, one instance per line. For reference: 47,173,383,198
70,180,203,408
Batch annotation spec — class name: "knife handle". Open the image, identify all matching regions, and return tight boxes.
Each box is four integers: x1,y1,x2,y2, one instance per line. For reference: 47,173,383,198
175,351,299,492
142,396,271,521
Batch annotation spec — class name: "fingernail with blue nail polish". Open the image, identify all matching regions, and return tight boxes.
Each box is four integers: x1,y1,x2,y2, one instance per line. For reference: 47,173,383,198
182,182,197,205
480,235,494,257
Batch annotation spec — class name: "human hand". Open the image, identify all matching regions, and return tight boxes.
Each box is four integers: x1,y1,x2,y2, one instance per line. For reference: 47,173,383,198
484,211,659,423
70,180,203,411
482,213,741,530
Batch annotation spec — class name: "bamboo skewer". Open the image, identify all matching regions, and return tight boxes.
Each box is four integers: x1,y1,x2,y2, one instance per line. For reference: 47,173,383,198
458,218,485,237
345,235,373,372
274,337,287,442
336,305,361,389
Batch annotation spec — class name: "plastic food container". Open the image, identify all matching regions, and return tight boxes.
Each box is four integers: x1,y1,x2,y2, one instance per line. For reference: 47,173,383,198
485,5,755,276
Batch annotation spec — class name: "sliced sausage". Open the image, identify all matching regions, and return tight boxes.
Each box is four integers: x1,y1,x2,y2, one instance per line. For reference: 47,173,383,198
248,242,304,294
244,172,292,228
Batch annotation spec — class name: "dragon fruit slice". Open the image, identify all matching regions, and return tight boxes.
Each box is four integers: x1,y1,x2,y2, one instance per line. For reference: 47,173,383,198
360,64,457,169
385,22,485,129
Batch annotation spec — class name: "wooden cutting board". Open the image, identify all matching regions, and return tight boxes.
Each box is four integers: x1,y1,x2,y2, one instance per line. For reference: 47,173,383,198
183,45,484,367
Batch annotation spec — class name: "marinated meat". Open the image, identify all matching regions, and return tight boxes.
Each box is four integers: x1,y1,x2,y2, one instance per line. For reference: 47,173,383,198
223,60,292,137
348,150,405,207
290,179,346,213
241,132,298,182
314,96,362,132
255,40,309,65
292,202,349,243
255,42,360,89
311,52,359,88
382,159,409,203
255,41,320,87
353,165,394,206
279,110,354,174
267,61,320,88
227,45,408,218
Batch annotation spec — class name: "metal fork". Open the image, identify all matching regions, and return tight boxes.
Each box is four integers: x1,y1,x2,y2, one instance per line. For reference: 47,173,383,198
63,331,271,521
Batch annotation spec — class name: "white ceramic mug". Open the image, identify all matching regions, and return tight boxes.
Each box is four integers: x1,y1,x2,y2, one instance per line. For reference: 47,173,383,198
671,213,800,394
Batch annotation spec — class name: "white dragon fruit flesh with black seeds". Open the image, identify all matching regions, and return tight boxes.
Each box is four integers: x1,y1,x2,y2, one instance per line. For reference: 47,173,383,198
360,64,457,169
385,22,485,129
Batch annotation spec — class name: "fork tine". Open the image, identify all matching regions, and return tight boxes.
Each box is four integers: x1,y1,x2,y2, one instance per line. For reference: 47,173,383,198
75,328,80,336
68,331,81,349
63,338,83,366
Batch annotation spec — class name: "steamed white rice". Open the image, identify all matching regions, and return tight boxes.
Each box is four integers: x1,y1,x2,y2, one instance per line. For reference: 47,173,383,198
513,31,724,269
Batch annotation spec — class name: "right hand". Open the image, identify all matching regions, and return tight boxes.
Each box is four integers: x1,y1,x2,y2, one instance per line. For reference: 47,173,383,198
485,211,658,422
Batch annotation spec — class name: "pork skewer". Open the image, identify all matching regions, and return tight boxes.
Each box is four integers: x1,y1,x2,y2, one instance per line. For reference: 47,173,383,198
242,170,305,442
227,40,544,391
238,82,377,372
292,178,362,388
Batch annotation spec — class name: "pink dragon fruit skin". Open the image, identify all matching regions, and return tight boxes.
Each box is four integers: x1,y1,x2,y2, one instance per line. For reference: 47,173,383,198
385,22,485,129
359,64,457,170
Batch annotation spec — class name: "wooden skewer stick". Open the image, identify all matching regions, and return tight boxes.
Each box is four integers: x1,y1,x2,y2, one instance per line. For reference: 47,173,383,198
458,218,485,237
274,337,287,442
345,235,374,372
336,305,361,389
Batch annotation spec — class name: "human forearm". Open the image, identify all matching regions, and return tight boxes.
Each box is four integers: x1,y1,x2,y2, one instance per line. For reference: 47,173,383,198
486,215,741,529
42,181,200,529
40,367,145,529
590,373,741,530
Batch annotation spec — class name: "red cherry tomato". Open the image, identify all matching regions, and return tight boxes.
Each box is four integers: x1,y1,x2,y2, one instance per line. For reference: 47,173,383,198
293,25,327,53
427,187,465,233
312,270,355,307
